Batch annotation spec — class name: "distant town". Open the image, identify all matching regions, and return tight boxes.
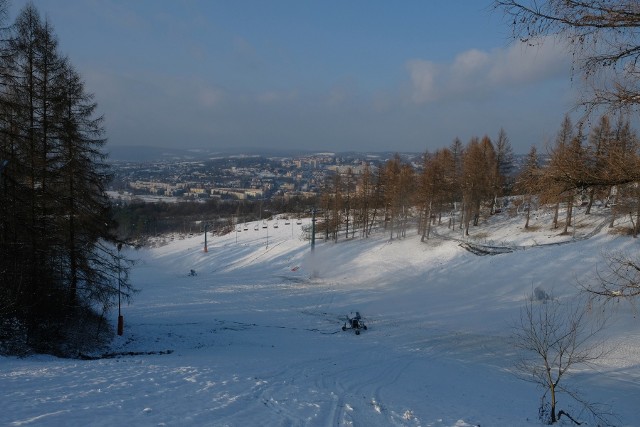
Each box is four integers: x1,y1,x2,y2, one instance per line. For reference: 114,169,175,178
109,151,415,203
108,149,529,204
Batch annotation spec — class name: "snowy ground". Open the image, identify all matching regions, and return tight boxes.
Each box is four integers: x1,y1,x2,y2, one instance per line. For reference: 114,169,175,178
2,206,640,426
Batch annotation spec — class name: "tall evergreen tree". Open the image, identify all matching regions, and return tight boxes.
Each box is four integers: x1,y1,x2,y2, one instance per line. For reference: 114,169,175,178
0,4,132,355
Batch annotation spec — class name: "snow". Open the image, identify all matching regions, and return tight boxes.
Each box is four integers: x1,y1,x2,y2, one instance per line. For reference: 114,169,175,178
2,206,640,426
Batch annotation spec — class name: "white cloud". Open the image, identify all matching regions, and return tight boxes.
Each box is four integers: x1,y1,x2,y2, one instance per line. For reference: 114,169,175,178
488,37,568,85
452,49,490,77
406,59,440,104
407,37,570,105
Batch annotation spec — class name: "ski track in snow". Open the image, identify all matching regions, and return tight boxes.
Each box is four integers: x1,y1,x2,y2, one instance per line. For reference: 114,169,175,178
2,210,640,426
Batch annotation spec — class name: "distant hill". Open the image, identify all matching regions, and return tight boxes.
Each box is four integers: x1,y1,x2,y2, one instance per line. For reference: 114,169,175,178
105,144,423,163
106,145,318,162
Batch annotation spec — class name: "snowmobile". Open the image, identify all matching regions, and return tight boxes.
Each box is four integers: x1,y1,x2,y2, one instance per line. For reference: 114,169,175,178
342,312,367,335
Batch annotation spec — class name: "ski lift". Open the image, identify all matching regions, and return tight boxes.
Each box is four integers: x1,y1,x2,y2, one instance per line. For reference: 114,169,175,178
254,224,259,231
243,223,248,231
262,221,267,229
273,222,279,228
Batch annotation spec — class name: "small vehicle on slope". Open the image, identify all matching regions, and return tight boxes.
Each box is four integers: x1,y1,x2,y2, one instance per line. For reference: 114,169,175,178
342,312,367,335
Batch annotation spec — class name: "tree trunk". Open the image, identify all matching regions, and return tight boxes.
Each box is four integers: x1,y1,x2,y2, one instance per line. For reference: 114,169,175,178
585,187,595,214
608,186,617,228
421,200,432,242
564,199,573,234
550,382,557,424
635,190,640,238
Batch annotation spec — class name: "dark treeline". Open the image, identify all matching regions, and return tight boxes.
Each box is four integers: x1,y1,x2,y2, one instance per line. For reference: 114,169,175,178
0,4,133,356
112,195,319,241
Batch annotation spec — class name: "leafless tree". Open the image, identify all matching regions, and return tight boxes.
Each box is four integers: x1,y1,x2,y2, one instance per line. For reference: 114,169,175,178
495,128,515,204
511,296,612,425
382,155,415,240
494,0,640,115
515,145,541,229
418,149,453,240
449,137,464,229
608,116,640,227
584,250,640,301
354,162,374,238
461,136,497,234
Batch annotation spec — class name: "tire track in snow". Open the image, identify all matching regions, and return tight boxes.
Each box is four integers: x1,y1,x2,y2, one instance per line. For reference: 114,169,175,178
313,353,421,426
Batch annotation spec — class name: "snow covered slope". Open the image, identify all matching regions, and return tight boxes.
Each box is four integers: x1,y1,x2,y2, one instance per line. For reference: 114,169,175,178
2,208,640,426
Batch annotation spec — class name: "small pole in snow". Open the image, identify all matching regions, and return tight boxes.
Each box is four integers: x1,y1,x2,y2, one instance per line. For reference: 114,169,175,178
204,223,208,253
311,208,316,251
117,243,124,336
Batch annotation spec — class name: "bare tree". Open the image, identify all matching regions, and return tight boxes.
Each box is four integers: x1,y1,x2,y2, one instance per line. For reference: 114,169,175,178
382,154,415,239
515,145,541,229
496,127,515,197
354,162,374,238
418,149,453,241
449,137,464,229
541,115,590,232
608,116,640,228
511,296,612,425
461,137,497,234
495,0,640,114
584,250,640,300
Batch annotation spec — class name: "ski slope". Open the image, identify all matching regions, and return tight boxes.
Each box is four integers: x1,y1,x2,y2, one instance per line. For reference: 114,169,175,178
2,207,640,426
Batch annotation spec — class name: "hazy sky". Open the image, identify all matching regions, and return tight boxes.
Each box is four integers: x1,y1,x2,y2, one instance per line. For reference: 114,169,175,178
9,0,577,154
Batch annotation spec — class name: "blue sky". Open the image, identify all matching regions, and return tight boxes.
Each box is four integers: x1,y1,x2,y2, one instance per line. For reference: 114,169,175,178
9,0,577,154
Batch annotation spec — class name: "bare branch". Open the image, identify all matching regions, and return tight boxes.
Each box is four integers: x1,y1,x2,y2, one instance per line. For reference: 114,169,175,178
582,250,640,301
511,296,612,424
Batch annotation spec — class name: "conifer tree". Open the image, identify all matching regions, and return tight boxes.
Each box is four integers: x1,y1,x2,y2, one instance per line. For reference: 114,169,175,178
0,4,132,354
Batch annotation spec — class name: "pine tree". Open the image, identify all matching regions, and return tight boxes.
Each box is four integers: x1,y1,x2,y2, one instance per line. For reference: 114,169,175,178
0,4,132,355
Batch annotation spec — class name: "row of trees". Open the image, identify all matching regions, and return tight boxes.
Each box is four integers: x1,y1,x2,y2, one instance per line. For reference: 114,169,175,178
318,129,516,242
111,194,318,241
318,112,640,244
0,4,131,355
517,114,640,235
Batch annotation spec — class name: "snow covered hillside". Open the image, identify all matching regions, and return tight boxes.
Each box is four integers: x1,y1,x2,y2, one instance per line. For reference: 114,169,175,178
2,207,640,426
